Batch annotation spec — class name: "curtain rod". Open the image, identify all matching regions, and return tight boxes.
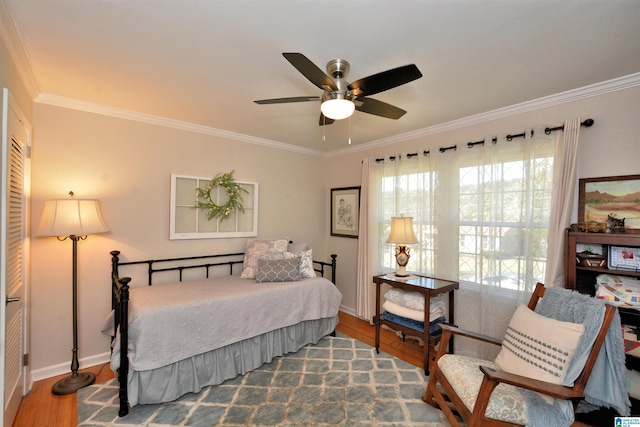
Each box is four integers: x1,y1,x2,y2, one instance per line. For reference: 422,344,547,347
375,118,594,162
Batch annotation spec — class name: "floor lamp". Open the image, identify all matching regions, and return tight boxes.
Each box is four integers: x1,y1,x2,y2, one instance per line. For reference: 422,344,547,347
36,191,109,395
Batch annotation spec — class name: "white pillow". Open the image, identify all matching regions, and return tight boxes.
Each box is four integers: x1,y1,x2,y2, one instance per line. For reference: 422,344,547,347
287,242,310,253
240,238,289,279
285,249,315,278
494,304,585,386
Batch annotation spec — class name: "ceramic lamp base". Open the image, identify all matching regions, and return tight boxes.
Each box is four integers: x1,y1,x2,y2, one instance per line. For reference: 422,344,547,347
394,245,411,277
394,265,410,277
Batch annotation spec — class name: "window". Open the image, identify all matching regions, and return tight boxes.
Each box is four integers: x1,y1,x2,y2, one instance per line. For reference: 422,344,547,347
457,157,553,292
170,174,258,240
374,136,554,293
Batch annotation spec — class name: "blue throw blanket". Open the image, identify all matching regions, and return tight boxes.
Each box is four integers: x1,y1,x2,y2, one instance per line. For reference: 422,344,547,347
533,287,631,422
380,311,445,334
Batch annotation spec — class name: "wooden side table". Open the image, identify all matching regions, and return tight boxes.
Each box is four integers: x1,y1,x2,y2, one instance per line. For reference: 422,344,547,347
373,274,459,373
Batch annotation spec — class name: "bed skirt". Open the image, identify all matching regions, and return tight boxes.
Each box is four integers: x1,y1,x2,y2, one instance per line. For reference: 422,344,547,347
126,315,339,406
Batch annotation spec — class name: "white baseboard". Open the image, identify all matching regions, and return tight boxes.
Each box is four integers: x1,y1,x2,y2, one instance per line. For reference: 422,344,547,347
31,352,111,382
339,305,356,317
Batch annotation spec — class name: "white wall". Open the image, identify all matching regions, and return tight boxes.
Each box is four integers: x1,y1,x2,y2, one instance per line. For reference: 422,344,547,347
29,104,330,377
327,85,640,315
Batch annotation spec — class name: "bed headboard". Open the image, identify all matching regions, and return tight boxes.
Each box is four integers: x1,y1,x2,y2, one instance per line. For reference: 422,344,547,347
110,250,245,287
111,251,336,285
110,250,337,310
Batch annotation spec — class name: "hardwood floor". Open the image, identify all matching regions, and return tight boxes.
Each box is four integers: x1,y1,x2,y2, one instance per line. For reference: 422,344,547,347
11,311,600,426
13,362,114,426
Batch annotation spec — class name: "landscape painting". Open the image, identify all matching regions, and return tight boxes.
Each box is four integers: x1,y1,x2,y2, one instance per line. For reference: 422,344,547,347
578,174,640,233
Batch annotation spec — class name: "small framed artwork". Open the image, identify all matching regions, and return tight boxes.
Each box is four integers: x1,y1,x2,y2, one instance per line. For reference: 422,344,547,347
331,186,361,238
578,174,640,233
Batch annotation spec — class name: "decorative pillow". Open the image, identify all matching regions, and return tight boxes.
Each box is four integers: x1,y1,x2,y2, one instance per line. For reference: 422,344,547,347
494,304,585,385
256,257,301,283
285,249,315,278
241,238,289,279
287,242,310,253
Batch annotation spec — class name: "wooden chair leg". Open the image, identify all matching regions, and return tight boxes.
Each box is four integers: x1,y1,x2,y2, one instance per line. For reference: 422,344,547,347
468,375,499,427
422,373,438,406
429,373,463,427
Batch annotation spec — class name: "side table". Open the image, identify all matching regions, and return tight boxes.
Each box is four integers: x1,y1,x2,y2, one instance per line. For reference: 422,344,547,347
373,274,459,373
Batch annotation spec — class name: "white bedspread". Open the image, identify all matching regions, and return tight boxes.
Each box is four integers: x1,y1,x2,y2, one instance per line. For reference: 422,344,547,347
112,275,342,371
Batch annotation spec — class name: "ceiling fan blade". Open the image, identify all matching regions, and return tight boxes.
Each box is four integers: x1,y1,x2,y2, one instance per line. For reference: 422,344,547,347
283,53,338,91
319,113,335,126
254,96,320,104
348,64,422,97
356,97,407,119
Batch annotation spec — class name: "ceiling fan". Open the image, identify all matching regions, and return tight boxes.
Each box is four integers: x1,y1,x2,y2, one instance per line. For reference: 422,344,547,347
254,53,422,126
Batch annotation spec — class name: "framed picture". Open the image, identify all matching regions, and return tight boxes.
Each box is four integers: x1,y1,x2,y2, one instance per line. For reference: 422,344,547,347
170,174,259,240
331,186,361,238
578,174,640,233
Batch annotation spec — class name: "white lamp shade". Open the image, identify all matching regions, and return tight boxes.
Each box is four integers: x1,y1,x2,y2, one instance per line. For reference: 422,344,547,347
321,98,355,120
386,216,418,245
37,199,109,237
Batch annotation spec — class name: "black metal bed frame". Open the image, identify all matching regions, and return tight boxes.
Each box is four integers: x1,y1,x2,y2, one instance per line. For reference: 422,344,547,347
110,249,337,417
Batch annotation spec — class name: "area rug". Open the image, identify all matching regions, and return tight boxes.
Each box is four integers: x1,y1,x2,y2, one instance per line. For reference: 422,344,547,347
77,332,450,426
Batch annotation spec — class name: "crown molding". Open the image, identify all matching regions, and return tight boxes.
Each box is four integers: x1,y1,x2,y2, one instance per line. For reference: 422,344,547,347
34,93,329,157
328,72,640,158
35,72,640,160
0,0,39,99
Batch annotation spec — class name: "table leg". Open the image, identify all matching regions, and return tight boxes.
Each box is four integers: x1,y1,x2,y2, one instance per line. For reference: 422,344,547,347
448,290,455,353
375,281,381,354
423,293,431,373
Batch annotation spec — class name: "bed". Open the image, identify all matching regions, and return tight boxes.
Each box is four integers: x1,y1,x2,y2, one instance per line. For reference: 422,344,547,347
109,239,341,417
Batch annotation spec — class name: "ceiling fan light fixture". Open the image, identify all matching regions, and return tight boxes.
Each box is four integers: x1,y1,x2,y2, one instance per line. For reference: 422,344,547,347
321,94,355,120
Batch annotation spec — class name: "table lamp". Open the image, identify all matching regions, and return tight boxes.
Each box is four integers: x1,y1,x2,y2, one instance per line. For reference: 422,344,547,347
386,216,418,277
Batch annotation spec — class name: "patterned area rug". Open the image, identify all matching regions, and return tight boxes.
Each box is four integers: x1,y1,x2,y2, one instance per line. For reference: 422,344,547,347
77,333,449,426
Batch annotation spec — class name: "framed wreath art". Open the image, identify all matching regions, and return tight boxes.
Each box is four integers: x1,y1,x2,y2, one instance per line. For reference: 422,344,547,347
170,172,259,240
194,170,248,221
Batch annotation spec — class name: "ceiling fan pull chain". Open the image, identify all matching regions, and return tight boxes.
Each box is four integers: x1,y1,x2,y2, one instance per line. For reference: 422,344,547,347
323,116,326,141
348,116,352,145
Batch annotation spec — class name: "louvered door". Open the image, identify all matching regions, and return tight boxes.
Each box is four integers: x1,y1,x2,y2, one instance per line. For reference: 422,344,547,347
1,88,30,427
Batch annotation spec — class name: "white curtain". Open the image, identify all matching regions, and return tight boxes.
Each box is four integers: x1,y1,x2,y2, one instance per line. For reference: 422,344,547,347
370,153,435,277
355,153,434,322
356,125,568,359
356,158,374,322
453,127,555,358
544,118,581,287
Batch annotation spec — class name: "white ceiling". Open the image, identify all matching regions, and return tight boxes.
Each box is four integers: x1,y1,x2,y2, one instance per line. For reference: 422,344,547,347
4,0,640,153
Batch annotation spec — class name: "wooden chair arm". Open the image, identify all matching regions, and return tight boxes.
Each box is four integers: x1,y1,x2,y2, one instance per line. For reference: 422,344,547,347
479,366,583,400
439,323,503,347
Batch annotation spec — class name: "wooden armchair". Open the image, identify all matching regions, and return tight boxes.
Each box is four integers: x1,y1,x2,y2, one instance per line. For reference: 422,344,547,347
422,283,618,427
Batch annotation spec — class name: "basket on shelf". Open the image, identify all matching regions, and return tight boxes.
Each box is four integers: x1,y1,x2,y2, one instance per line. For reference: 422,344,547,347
577,251,607,268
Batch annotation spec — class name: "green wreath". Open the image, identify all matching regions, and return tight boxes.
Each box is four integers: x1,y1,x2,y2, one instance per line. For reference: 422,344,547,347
194,170,248,221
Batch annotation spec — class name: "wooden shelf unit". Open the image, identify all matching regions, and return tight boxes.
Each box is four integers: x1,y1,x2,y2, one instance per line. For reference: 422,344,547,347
565,224,640,380
565,225,640,295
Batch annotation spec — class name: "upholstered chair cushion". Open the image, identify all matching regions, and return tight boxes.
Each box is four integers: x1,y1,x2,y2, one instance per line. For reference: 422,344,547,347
438,354,528,425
